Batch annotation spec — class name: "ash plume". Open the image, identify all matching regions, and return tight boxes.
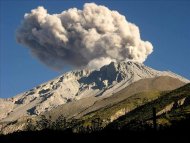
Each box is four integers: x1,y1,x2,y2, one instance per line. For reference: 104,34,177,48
16,3,153,69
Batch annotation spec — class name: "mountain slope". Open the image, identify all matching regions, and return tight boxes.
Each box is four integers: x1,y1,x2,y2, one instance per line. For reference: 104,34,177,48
106,83,190,130
0,76,187,135
0,61,189,123
44,76,186,121
0,61,189,135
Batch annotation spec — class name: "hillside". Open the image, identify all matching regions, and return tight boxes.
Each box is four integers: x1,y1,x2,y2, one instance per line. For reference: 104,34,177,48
0,77,187,135
106,83,190,130
43,76,185,120
0,83,189,143
0,61,189,123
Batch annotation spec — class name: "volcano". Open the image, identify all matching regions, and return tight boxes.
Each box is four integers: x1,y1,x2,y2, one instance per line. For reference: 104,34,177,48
0,61,189,135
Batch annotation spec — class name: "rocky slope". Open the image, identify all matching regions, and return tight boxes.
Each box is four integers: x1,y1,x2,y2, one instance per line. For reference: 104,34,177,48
0,61,189,134
1,81,189,135
0,61,189,123
44,76,186,121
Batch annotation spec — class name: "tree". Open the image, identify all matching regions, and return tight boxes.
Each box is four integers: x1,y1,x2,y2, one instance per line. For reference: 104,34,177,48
91,118,103,131
54,115,67,130
36,115,51,130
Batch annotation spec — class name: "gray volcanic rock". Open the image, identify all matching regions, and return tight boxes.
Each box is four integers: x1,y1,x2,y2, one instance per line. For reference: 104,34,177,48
0,61,189,123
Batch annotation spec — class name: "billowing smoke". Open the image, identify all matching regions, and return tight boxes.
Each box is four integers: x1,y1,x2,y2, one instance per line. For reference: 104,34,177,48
16,3,153,69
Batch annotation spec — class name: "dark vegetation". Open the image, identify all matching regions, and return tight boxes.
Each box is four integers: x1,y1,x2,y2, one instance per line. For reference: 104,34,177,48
0,117,189,143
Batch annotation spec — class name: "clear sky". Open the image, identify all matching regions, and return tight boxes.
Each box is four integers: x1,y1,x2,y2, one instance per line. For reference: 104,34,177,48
0,0,190,98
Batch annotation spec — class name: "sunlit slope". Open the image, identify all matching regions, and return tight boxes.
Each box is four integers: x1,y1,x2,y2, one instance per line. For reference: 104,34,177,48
1,61,189,122
0,76,188,134
45,76,185,121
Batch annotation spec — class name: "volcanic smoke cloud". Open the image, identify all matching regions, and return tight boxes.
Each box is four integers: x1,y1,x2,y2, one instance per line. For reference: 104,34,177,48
16,3,153,69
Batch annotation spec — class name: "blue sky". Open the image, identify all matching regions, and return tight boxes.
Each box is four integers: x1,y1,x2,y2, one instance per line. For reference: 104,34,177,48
0,0,190,98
